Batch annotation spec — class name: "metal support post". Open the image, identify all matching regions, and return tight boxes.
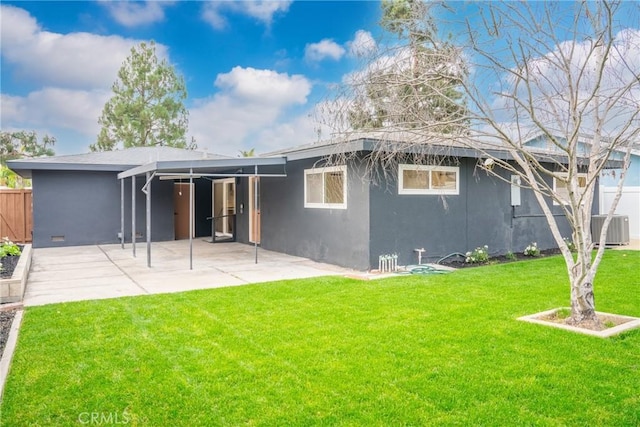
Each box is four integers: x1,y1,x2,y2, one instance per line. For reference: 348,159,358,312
189,168,193,270
132,175,136,257
120,179,124,249
254,165,258,264
145,172,151,268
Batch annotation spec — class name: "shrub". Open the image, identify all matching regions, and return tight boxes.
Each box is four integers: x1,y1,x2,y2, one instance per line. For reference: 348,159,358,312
505,251,517,261
563,237,576,252
465,245,489,264
0,237,21,258
524,242,540,257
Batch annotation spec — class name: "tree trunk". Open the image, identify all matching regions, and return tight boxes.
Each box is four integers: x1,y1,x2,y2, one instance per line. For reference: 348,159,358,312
568,270,602,327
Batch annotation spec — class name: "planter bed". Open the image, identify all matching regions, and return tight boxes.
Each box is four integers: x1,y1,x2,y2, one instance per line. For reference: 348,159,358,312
0,306,18,357
0,244,32,304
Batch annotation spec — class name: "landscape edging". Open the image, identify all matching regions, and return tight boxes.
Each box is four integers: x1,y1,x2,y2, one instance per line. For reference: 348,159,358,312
0,244,32,304
0,309,24,402
518,308,640,338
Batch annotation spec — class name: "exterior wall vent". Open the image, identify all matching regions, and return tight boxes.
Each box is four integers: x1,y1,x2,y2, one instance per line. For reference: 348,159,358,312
591,215,630,245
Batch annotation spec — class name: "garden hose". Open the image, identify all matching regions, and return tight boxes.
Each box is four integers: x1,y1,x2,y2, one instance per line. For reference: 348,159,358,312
436,252,467,264
397,265,450,275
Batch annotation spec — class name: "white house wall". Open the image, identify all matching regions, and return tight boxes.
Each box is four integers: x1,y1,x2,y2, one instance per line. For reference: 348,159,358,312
599,186,640,239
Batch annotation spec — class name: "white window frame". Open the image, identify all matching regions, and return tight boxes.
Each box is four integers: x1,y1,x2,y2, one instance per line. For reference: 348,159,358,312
398,164,460,195
553,173,587,205
304,165,347,209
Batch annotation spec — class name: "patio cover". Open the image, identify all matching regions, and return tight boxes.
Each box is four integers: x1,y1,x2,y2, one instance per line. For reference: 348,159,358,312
117,156,288,269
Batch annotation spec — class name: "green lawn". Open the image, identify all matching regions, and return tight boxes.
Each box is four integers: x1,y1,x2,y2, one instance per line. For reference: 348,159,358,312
1,251,639,426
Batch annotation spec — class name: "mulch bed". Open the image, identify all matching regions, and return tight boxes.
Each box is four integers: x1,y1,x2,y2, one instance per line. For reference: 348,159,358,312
539,310,629,331
1,244,23,279
0,254,21,279
0,308,17,358
438,248,562,269
1,246,24,355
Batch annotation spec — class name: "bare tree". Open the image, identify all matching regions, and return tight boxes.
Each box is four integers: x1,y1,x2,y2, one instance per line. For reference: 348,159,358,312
331,1,467,136
323,1,639,327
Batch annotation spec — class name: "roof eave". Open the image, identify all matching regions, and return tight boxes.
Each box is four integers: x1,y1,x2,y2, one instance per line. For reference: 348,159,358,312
117,156,288,179
277,137,581,164
6,160,135,178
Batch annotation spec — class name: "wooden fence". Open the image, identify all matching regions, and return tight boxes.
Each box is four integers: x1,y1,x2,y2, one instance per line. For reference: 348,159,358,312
0,189,33,243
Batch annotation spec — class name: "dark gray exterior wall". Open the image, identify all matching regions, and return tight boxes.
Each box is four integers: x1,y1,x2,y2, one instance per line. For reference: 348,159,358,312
369,159,469,267
254,157,371,270
32,170,174,248
235,177,250,244
369,158,598,266
212,153,598,271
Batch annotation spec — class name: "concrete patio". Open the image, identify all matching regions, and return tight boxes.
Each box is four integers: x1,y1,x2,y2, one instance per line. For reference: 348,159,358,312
21,238,639,306
24,240,354,306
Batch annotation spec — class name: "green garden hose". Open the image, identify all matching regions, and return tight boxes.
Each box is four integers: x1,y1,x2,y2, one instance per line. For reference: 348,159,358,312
397,265,450,275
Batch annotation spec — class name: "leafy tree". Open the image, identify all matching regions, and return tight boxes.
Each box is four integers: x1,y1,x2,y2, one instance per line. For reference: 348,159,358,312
1,131,55,162
0,130,55,188
92,41,189,151
345,0,467,132
238,148,256,157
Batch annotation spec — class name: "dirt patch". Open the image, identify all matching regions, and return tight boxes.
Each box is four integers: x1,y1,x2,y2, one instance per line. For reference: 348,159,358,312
519,308,640,337
539,310,631,331
0,309,17,357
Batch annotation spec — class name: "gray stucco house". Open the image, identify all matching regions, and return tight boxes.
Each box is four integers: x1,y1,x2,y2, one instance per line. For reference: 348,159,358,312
8,139,590,270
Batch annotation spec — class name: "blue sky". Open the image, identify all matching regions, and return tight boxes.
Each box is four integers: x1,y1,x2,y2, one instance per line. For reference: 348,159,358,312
1,1,381,155
1,1,639,157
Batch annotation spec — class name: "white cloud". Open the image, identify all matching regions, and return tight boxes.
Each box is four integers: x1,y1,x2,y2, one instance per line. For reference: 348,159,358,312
201,3,227,30
304,31,376,63
214,66,310,105
305,39,346,62
201,1,291,30
491,28,640,136
242,1,292,24
1,89,110,138
0,5,166,90
347,30,377,57
189,67,312,155
100,1,175,27
254,113,324,153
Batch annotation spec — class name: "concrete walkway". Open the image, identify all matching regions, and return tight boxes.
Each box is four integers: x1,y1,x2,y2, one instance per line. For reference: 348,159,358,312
612,239,640,251
24,240,353,306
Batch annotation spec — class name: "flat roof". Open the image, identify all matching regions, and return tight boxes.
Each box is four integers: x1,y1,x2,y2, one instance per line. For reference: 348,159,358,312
264,133,623,168
117,156,288,179
9,135,626,179
7,146,231,179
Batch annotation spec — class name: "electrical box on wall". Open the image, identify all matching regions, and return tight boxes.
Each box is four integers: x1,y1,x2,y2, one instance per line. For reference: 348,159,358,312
511,175,521,206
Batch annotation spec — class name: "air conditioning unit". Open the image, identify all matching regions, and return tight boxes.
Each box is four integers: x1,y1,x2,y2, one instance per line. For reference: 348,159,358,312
591,215,630,245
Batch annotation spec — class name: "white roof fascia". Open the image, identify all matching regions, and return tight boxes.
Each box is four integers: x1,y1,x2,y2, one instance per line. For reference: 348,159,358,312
117,157,287,179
